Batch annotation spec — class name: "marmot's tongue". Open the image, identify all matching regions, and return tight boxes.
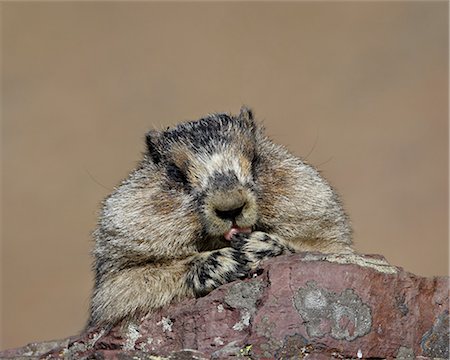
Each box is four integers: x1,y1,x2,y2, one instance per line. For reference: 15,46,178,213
224,225,252,241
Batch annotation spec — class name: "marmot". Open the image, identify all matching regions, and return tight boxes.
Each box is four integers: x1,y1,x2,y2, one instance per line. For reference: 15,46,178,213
88,107,352,327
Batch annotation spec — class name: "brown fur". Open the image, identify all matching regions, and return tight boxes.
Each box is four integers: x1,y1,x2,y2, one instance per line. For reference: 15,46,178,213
88,107,353,327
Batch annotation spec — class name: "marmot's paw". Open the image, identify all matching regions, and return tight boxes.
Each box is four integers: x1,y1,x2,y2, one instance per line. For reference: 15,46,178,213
187,248,250,296
230,231,294,266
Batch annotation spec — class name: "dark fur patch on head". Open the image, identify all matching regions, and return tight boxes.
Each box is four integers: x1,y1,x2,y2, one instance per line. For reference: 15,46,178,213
166,162,190,189
164,114,233,151
157,112,256,155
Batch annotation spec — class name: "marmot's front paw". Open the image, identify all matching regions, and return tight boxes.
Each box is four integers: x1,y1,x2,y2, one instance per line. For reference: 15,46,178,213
187,248,250,296
230,231,294,266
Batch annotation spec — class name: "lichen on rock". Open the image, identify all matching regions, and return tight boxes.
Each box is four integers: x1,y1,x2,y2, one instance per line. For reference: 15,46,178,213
293,280,372,340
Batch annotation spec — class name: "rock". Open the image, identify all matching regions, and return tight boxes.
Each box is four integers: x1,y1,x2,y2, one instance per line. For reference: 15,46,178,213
1,253,448,359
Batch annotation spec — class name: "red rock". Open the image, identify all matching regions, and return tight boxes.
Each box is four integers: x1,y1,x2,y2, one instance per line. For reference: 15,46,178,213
1,253,448,359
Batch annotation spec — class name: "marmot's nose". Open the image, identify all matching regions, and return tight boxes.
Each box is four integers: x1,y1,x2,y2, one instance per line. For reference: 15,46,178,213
215,204,245,221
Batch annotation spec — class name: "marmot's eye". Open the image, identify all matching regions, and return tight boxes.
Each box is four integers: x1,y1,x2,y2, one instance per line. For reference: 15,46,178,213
167,163,188,185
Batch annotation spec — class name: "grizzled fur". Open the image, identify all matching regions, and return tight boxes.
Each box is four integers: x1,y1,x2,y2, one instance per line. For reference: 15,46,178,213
89,107,353,327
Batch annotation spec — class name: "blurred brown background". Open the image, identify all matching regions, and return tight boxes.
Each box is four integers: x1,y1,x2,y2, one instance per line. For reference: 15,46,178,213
1,1,448,350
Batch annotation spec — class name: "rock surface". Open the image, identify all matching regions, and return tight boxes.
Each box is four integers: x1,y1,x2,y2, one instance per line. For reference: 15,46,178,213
1,253,448,359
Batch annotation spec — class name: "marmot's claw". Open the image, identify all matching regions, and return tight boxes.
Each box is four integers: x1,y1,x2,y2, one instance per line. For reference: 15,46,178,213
187,247,251,296
230,232,249,250
228,247,251,279
231,231,290,266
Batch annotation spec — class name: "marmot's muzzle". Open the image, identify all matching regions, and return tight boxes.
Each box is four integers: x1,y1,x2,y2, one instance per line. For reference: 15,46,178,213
202,185,258,239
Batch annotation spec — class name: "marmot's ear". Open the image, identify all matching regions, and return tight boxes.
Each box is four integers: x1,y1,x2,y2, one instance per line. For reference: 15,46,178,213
145,130,162,165
238,105,263,137
238,106,254,124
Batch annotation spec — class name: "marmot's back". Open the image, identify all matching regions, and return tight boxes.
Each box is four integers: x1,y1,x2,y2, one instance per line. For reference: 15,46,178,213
89,107,352,327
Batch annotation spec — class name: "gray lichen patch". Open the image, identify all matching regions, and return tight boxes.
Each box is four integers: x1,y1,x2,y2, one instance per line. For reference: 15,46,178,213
60,328,108,358
211,340,241,359
232,309,251,331
157,317,173,333
19,339,71,358
302,253,398,274
123,323,141,351
293,281,372,341
224,280,264,333
224,280,264,312
421,310,449,358
396,346,415,359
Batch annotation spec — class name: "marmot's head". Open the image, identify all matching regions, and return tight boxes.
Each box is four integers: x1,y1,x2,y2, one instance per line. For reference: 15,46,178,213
97,107,351,268
145,107,263,250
